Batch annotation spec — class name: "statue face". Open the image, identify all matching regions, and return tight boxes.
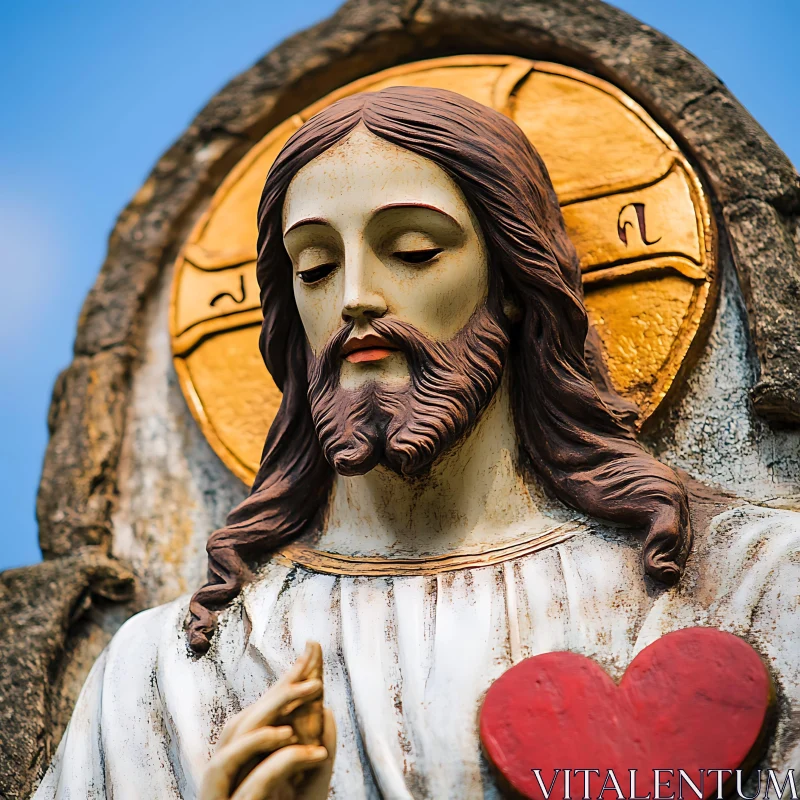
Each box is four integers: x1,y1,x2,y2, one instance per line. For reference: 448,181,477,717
282,126,489,390
280,126,508,478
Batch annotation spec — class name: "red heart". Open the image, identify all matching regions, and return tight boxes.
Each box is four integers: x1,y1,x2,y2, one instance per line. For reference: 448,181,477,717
479,628,773,800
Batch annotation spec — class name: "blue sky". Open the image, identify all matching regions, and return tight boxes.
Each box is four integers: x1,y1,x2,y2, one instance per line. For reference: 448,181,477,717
0,1,797,572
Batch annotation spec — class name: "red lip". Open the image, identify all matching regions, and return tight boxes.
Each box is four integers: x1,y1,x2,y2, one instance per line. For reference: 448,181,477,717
341,333,399,364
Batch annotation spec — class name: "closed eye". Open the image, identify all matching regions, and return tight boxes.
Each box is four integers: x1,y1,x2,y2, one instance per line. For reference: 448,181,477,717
393,248,443,265
297,262,337,284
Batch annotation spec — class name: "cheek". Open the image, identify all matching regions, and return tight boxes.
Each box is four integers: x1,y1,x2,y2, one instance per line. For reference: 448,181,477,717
394,244,488,340
293,276,343,355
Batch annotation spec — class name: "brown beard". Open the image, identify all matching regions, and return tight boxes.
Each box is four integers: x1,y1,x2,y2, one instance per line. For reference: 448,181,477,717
306,303,511,478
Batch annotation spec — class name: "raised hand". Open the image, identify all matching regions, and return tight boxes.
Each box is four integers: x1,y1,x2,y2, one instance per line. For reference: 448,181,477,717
200,642,336,800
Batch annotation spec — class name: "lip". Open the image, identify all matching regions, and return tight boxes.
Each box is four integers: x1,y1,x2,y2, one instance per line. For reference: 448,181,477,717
341,333,399,364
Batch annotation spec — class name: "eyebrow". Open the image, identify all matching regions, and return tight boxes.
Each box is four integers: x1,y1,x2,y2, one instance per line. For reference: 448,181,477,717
284,216,330,235
283,202,462,236
373,202,462,230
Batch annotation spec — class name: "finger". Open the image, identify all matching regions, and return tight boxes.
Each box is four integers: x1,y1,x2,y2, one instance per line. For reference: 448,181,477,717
230,745,328,800
230,679,322,737
221,644,323,745
211,726,296,785
200,756,232,800
321,707,336,754
280,692,323,719
216,714,240,749
283,641,318,684
303,708,337,799
298,641,323,683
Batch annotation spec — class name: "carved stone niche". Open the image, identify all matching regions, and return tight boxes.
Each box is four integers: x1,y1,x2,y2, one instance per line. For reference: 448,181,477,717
1,0,798,797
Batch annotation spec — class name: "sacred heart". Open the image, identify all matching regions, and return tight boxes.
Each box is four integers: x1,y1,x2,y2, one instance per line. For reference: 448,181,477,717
479,628,774,800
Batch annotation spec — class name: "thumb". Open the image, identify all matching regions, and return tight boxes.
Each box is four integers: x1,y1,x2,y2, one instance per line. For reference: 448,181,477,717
303,707,336,800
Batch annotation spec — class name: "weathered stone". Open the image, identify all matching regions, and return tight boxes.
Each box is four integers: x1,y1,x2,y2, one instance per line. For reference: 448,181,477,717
191,0,416,140
0,551,134,800
74,133,246,356
112,263,248,608
679,89,799,210
725,199,800,422
36,349,132,556
645,253,800,509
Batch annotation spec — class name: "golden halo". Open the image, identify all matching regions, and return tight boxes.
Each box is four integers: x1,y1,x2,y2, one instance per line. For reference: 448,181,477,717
170,55,717,485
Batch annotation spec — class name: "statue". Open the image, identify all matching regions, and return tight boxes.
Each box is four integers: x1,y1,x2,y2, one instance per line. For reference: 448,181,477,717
34,87,799,799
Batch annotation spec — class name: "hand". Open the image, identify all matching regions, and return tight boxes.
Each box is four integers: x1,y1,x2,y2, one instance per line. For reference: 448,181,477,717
200,642,336,800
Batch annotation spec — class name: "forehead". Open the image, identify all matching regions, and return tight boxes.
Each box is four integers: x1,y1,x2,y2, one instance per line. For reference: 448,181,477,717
282,127,472,232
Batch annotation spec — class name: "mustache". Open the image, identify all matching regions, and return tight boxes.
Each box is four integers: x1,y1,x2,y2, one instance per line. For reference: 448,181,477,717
310,317,416,375
312,311,508,391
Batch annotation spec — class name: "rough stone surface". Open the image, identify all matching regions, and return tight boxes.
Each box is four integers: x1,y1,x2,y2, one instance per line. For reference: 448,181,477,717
646,253,800,509
111,262,247,608
0,551,134,800
6,0,800,794
73,134,245,357
36,349,133,557
724,199,800,423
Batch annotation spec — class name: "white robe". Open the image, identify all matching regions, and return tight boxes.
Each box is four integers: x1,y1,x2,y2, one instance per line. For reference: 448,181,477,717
35,504,800,799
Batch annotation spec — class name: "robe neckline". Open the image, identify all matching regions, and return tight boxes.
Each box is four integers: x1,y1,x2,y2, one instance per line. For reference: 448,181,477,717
275,518,584,576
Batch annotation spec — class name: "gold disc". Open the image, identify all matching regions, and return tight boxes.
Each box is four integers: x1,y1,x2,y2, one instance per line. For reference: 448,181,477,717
170,55,717,485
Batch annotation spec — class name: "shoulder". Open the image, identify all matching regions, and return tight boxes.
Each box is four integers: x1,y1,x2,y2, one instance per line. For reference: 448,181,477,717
104,559,295,680
103,589,256,678
683,474,800,573
692,503,800,593
97,594,252,777
98,597,193,712
636,501,800,651
643,501,800,637
105,595,189,666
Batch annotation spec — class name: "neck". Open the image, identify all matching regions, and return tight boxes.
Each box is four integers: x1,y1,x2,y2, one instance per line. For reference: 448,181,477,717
316,378,569,556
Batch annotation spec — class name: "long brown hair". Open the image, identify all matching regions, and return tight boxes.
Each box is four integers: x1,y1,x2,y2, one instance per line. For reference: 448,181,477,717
188,86,691,653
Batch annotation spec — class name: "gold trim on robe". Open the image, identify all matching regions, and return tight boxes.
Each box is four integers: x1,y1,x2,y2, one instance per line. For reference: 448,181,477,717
275,521,583,576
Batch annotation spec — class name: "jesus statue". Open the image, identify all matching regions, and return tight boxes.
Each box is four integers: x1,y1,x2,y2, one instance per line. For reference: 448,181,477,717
35,87,800,799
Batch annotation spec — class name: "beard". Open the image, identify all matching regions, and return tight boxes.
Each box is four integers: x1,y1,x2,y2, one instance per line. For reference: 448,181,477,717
306,302,511,478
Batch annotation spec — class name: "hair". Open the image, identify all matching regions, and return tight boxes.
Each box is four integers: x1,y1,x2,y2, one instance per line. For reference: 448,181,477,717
187,86,691,653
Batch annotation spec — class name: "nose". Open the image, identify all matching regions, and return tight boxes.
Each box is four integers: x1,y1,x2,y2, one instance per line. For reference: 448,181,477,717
341,249,387,324
342,294,387,323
